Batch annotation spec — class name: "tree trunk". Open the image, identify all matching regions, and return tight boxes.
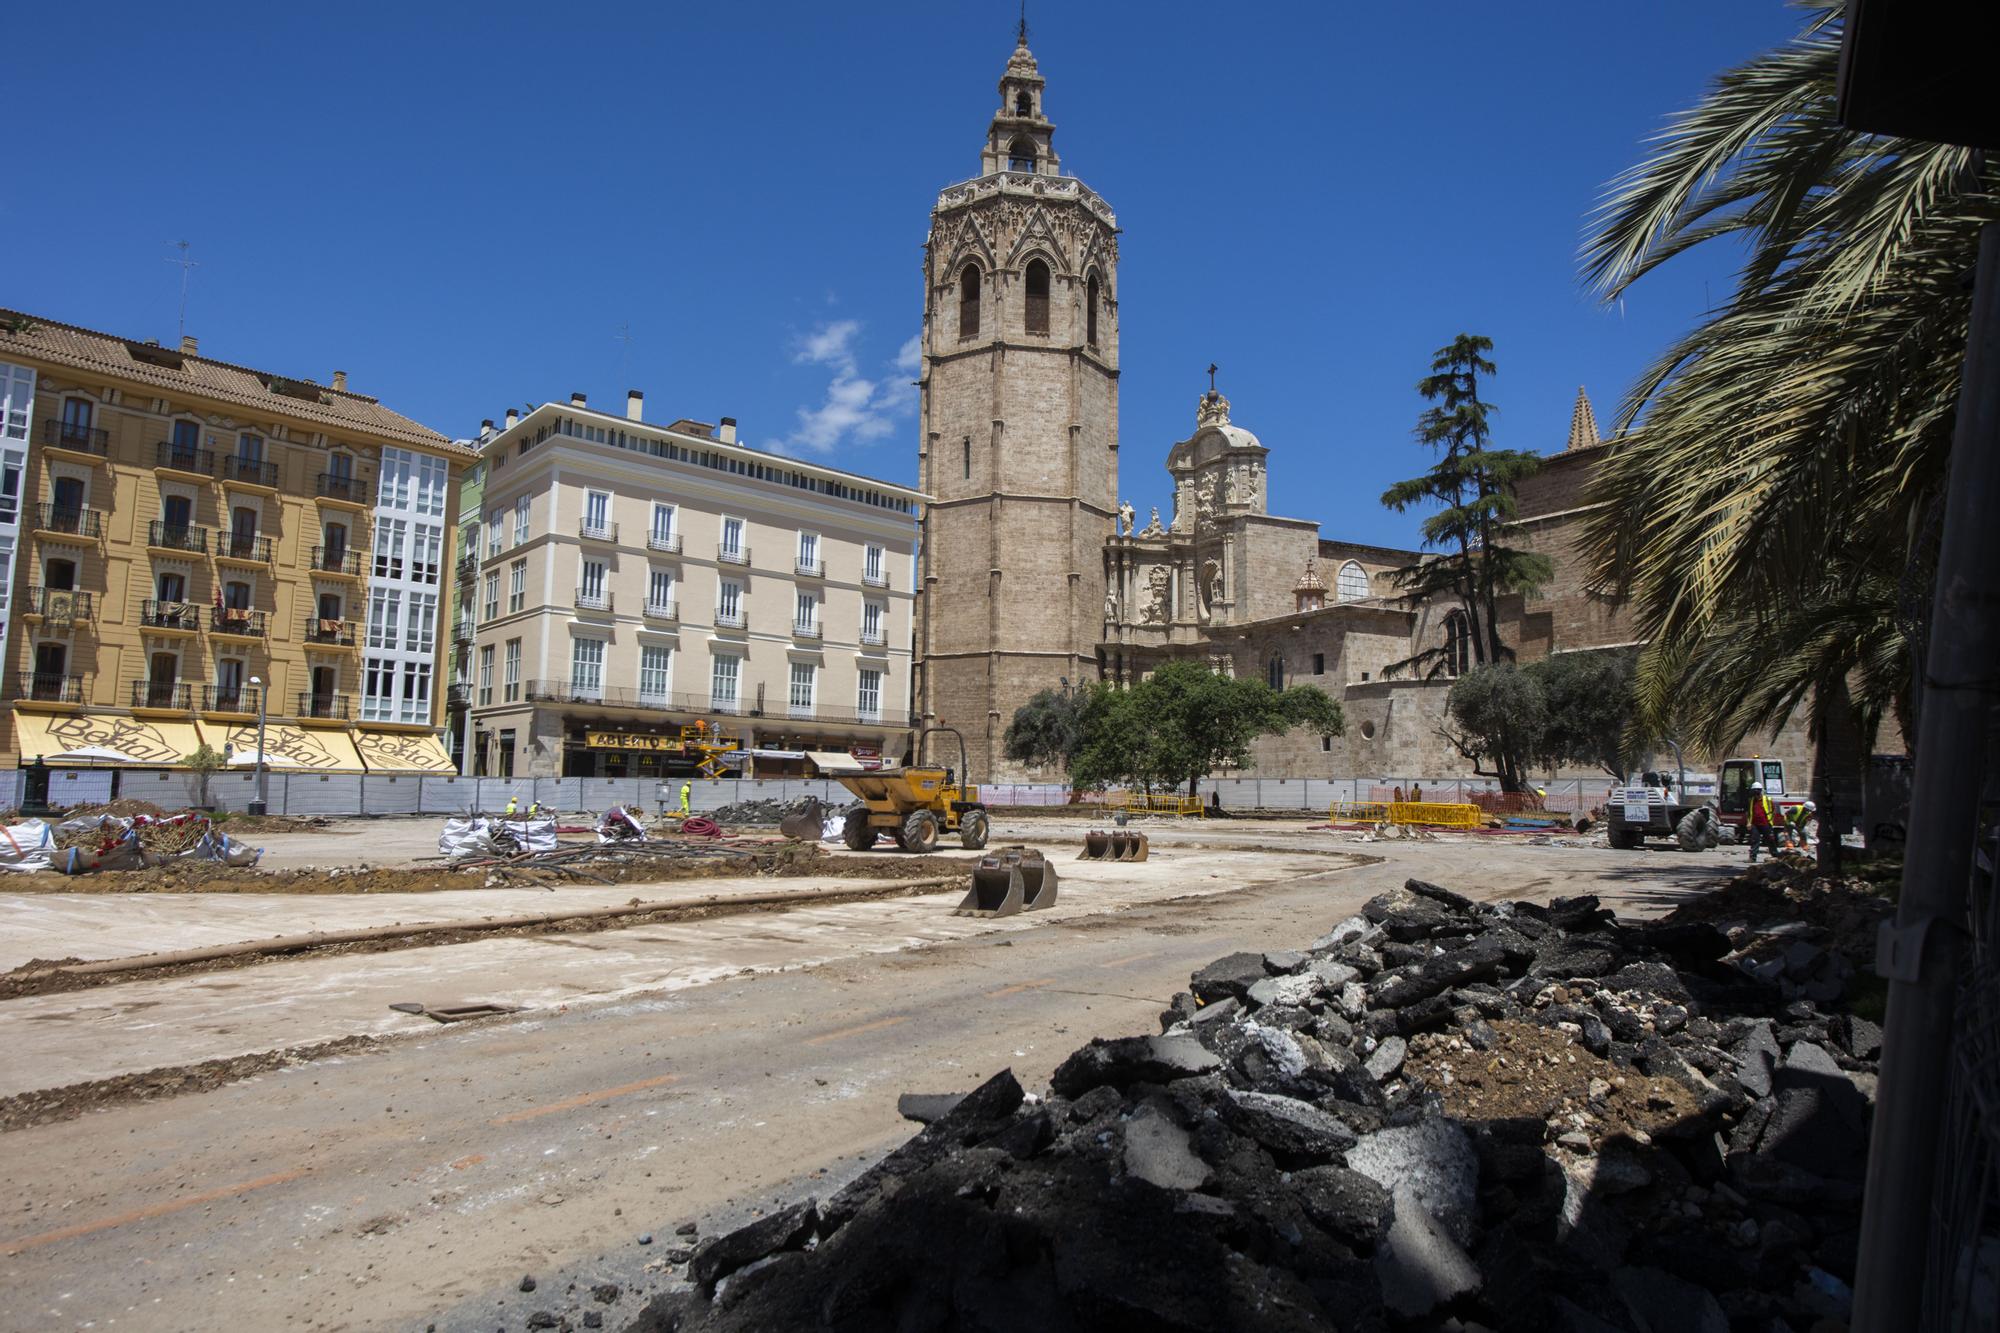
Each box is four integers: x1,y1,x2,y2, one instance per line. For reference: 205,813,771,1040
1815,676,1848,875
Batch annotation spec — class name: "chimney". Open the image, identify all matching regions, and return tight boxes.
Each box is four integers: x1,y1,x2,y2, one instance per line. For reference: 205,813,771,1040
626,389,644,422
718,416,738,444
332,370,348,392
570,391,587,407
479,418,495,441
504,407,519,429
179,335,198,355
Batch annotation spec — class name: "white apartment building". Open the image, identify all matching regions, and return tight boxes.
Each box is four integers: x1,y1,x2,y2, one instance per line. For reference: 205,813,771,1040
464,392,924,779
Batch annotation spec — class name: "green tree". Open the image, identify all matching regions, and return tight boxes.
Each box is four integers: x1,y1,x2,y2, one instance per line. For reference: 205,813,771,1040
1579,3,1990,772
1001,683,1088,773
184,742,224,810
1061,661,1343,796
1441,664,1547,792
1382,335,1552,677
1526,649,1639,780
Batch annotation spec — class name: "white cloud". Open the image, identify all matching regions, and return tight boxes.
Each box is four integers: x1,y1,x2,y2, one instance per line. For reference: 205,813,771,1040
783,321,921,455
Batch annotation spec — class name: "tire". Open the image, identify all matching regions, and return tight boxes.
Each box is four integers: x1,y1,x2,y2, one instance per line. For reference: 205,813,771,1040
902,809,940,854
841,809,876,851
1607,824,1640,851
1675,809,1706,853
958,809,991,851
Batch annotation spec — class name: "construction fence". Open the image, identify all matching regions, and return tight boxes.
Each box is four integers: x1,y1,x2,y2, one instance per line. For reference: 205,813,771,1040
7,769,1602,820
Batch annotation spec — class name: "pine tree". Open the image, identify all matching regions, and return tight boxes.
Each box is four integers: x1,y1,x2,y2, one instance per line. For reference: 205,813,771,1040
1381,335,1552,675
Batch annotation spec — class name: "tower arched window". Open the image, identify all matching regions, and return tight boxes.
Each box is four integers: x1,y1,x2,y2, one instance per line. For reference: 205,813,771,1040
1336,560,1369,602
1024,260,1050,335
1008,136,1036,173
958,265,981,340
1086,274,1100,347
1267,655,1285,691
1015,91,1032,116
1443,610,1472,677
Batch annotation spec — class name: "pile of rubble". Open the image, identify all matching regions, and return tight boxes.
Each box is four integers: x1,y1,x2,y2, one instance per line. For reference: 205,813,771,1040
616,870,1878,1332
706,797,821,827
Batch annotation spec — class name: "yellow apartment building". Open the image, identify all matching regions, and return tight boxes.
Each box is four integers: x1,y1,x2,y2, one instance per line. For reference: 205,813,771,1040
0,309,473,778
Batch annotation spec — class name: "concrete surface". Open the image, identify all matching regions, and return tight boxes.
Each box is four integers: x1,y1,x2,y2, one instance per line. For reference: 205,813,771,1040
0,825,1743,1332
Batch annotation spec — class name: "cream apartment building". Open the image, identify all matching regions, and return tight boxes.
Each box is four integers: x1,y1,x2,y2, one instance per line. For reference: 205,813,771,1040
464,393,924,779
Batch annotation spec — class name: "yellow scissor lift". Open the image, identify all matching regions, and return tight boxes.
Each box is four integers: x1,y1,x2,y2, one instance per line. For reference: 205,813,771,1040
678,721,743,780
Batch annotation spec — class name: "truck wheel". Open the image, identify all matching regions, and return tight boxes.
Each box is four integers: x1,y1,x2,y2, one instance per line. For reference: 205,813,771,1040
902,810,940,854
1675,809,1706,853
841,809,876,851
958,810,990,851
1608,825,1640,851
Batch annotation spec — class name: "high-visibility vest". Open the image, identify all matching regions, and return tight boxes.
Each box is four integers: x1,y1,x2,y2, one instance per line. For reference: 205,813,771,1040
1751,795,1775,826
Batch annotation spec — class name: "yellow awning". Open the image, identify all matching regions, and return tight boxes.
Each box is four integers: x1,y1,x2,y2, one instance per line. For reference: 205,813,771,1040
12,712,209,768
355,730,456,773
204,722,365,773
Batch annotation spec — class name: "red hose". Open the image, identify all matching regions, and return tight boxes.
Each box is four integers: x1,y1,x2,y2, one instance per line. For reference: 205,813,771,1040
680,816,723,838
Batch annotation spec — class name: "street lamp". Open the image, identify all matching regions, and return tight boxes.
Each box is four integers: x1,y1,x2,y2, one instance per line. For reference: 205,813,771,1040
247,675,269,816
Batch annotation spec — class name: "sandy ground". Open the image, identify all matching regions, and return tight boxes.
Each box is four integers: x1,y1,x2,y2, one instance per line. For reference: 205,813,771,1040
0,818,1746,1332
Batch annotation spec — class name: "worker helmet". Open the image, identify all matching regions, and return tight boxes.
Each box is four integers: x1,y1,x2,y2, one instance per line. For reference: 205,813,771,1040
1803,801,1816,813
1750,783,1763,792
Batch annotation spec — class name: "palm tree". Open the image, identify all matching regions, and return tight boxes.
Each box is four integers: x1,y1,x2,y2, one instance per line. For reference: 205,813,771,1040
1578,3,1996,781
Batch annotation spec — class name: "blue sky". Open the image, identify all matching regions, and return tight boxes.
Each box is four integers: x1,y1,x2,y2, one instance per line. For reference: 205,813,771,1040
2,2,1800,549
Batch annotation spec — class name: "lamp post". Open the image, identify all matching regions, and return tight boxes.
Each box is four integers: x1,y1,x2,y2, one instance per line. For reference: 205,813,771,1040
247,675,269,816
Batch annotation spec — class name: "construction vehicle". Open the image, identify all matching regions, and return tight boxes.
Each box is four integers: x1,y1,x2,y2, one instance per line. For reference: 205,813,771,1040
787,727,989,853
679,721,744,779
1606,756,1803,850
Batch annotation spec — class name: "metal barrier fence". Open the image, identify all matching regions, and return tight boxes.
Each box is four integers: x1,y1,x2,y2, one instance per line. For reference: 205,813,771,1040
1191,777,1599,812
1385,801,1484,829
1088,791,1207,817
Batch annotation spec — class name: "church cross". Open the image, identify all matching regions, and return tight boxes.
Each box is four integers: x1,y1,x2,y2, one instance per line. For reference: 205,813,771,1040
1207,363,1218,393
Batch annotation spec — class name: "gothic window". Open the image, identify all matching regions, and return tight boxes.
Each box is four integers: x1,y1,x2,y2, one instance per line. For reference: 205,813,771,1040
1336,560,1369,602
1014,91,1031,116
1008,136,1036,173
1267,655,1284,690
1024,259,1050,335
1443,610,1473,677
958,265,981,339
1086,274,1100,346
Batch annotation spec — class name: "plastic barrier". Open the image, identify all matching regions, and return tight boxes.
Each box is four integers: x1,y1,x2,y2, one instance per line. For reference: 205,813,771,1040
1329,801,1390,823
1386,801,1483,829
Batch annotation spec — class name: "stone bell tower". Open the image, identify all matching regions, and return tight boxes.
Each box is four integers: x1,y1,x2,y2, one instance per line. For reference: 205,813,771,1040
913,31,1120,782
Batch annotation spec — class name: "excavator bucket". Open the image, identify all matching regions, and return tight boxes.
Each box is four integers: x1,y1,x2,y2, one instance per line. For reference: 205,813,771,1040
778,796,827,842
1079,829,1112,861
1112,831,1149,862
956,847,1058,917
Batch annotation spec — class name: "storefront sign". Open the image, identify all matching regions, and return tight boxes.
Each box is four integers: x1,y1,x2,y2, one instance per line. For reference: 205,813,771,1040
585,731,680,752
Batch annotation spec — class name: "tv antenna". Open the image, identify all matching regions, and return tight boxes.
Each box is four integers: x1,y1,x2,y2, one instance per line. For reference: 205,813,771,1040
165,240,199,340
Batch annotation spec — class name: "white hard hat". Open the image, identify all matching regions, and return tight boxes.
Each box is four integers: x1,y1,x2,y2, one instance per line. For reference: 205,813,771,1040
1803,801,1816,812
1750,783,1763,791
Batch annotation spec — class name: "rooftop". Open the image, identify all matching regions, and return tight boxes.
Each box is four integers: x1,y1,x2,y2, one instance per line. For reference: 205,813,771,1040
0,309,460,455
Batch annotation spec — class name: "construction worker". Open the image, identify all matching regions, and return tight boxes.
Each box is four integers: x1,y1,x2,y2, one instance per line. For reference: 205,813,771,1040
504,794,518,817
678,781,692,817
1411,782,1423,802
1785,799,1817,850
1746,783,1780,863
527,800,541,819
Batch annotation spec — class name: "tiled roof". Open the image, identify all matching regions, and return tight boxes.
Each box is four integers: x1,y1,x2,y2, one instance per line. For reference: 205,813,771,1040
1293,557,1328,594
0,309,466,456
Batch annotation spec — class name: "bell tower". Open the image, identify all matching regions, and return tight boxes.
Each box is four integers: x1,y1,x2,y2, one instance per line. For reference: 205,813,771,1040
914,32,1120,782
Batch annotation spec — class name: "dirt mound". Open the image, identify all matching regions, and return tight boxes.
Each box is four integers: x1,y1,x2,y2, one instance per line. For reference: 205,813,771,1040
63,799,170,819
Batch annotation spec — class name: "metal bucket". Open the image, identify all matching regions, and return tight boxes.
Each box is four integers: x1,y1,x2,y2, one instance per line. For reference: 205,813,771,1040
1079,829,1112,861
957,846,1058,917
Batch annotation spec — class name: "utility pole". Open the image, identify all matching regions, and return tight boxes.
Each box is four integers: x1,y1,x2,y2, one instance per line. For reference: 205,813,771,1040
165,241,198,340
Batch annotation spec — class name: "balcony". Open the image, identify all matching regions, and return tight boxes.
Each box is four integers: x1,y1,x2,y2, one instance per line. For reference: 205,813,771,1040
220,455,280,489
860,628,887,647
579,520,619,544
155,441,216,478
793,620,822,640
201,684,262,715
210,606,269,637
311,546,366,578
575,589,613,613
456,554,480,582
131,680,193,711
315,472,370,506
303,617,358,648
298,692,351,721
22,587,92,621
34,504,102,541
715,608,746,630
718,544,751,566
147,520,209,554
647,531,682,554
24,672,84,705
710,696,741,715
644,599,679,622
510,680,910,728
862,568,889,589
140,599,203,633
795,557,825,578
445,683,468,709
40,419,108,459
216,532,273,564
452,616,474,644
